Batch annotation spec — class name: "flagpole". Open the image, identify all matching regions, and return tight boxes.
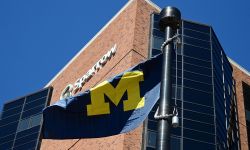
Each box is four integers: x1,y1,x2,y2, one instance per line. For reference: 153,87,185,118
156,7,181,150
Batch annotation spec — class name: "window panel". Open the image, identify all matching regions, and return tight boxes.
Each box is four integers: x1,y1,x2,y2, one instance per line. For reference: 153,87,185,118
183,29,210,41
17,118,30,132
184,79,212,92
171,69,182,78
183,119,215,133
184,63,212,76
183,36,210,49
153,36,164,50
30,114,42,128
184,44,211,61
183,21,210,34
183,109,214,124
171,127,182,136
21,105,44,119
148,121,157,130
153,21,160,30
170,137,181,150
147,130,157,148
153,29,164,38
146,147,155,150
23,97,47,111
0,122,18,137
25,89,48,103
15,126,40,139
13,140,37,150
183,138,215,150
151,49,161,57
0,87,51,150
0,133,15,145
183,87,213,106
0,113,21,127
183,102,214,115
0,140,13,150
184,71,212,84
184,56,211,68
1,106,22,119
14,132,39,148
3,98,25,112
184,128,215,143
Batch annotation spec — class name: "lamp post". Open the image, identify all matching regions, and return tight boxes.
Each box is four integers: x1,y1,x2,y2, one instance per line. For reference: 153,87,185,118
156,6,181,150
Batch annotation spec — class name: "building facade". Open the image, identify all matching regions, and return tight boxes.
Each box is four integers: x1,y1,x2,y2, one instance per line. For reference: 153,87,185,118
0,0,250,150
145,13,240,150
0,88,52,150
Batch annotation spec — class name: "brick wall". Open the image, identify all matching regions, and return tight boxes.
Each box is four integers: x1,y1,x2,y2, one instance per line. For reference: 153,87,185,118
41,0,159,149
232,64,250,150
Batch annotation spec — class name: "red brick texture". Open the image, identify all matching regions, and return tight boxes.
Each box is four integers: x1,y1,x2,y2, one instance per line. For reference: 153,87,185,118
232,64,250,150
41,0,159,150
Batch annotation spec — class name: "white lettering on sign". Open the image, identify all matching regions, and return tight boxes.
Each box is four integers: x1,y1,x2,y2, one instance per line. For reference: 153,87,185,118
60,44,117,99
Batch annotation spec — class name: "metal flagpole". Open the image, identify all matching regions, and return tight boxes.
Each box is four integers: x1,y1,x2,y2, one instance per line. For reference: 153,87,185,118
156,6,181,150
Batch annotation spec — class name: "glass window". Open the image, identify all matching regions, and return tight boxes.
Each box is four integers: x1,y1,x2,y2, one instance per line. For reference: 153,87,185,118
151,49,162,57
184,128,215,143
183,101,214,115
171,127,182,136
148,120,157,130
183,29,210,41
183,87,213,106
153,29,165,38
184,71,212,84
153,37,164,50
0,87,52,150
183,36,211,49
183,21,210,34
184,56,211,68
170,100,182,110
0,113,21,127
17,118,30,132
25,89,48,103
184,63,212,76
146,147,155,150
183,109,214,124
147,130,157,148
0,140,13,150
3,98,25,112
170,137,181,150
1,106,22,119
21,105,44,119
0,122,18,137
23,98,46,112
184,79,212,92
172,85,182,100
171,77,182,86
13,140,37,150
171,69,182,78
184,44,211,62
15,126,40,140
183,138,215,150
183,119,215,133
153,21,160,30
30,114,42,128
0,133,15,145
14,132,39,148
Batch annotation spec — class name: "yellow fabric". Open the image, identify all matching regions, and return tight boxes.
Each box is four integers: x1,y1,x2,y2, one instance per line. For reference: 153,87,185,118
87,71,144,116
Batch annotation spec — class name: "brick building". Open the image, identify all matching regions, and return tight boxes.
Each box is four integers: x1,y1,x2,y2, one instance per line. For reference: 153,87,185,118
0,0,249,149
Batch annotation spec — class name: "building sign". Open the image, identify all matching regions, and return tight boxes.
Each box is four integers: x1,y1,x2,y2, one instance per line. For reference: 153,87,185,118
60,44,117,99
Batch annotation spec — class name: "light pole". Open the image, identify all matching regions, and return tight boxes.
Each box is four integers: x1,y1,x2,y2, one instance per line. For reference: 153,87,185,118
156,6,181,150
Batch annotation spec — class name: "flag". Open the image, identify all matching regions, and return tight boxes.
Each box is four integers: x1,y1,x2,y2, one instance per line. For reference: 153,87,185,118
43,54,162,139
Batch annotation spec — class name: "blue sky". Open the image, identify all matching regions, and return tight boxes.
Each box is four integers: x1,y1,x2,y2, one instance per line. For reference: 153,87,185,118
0,0,249,111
